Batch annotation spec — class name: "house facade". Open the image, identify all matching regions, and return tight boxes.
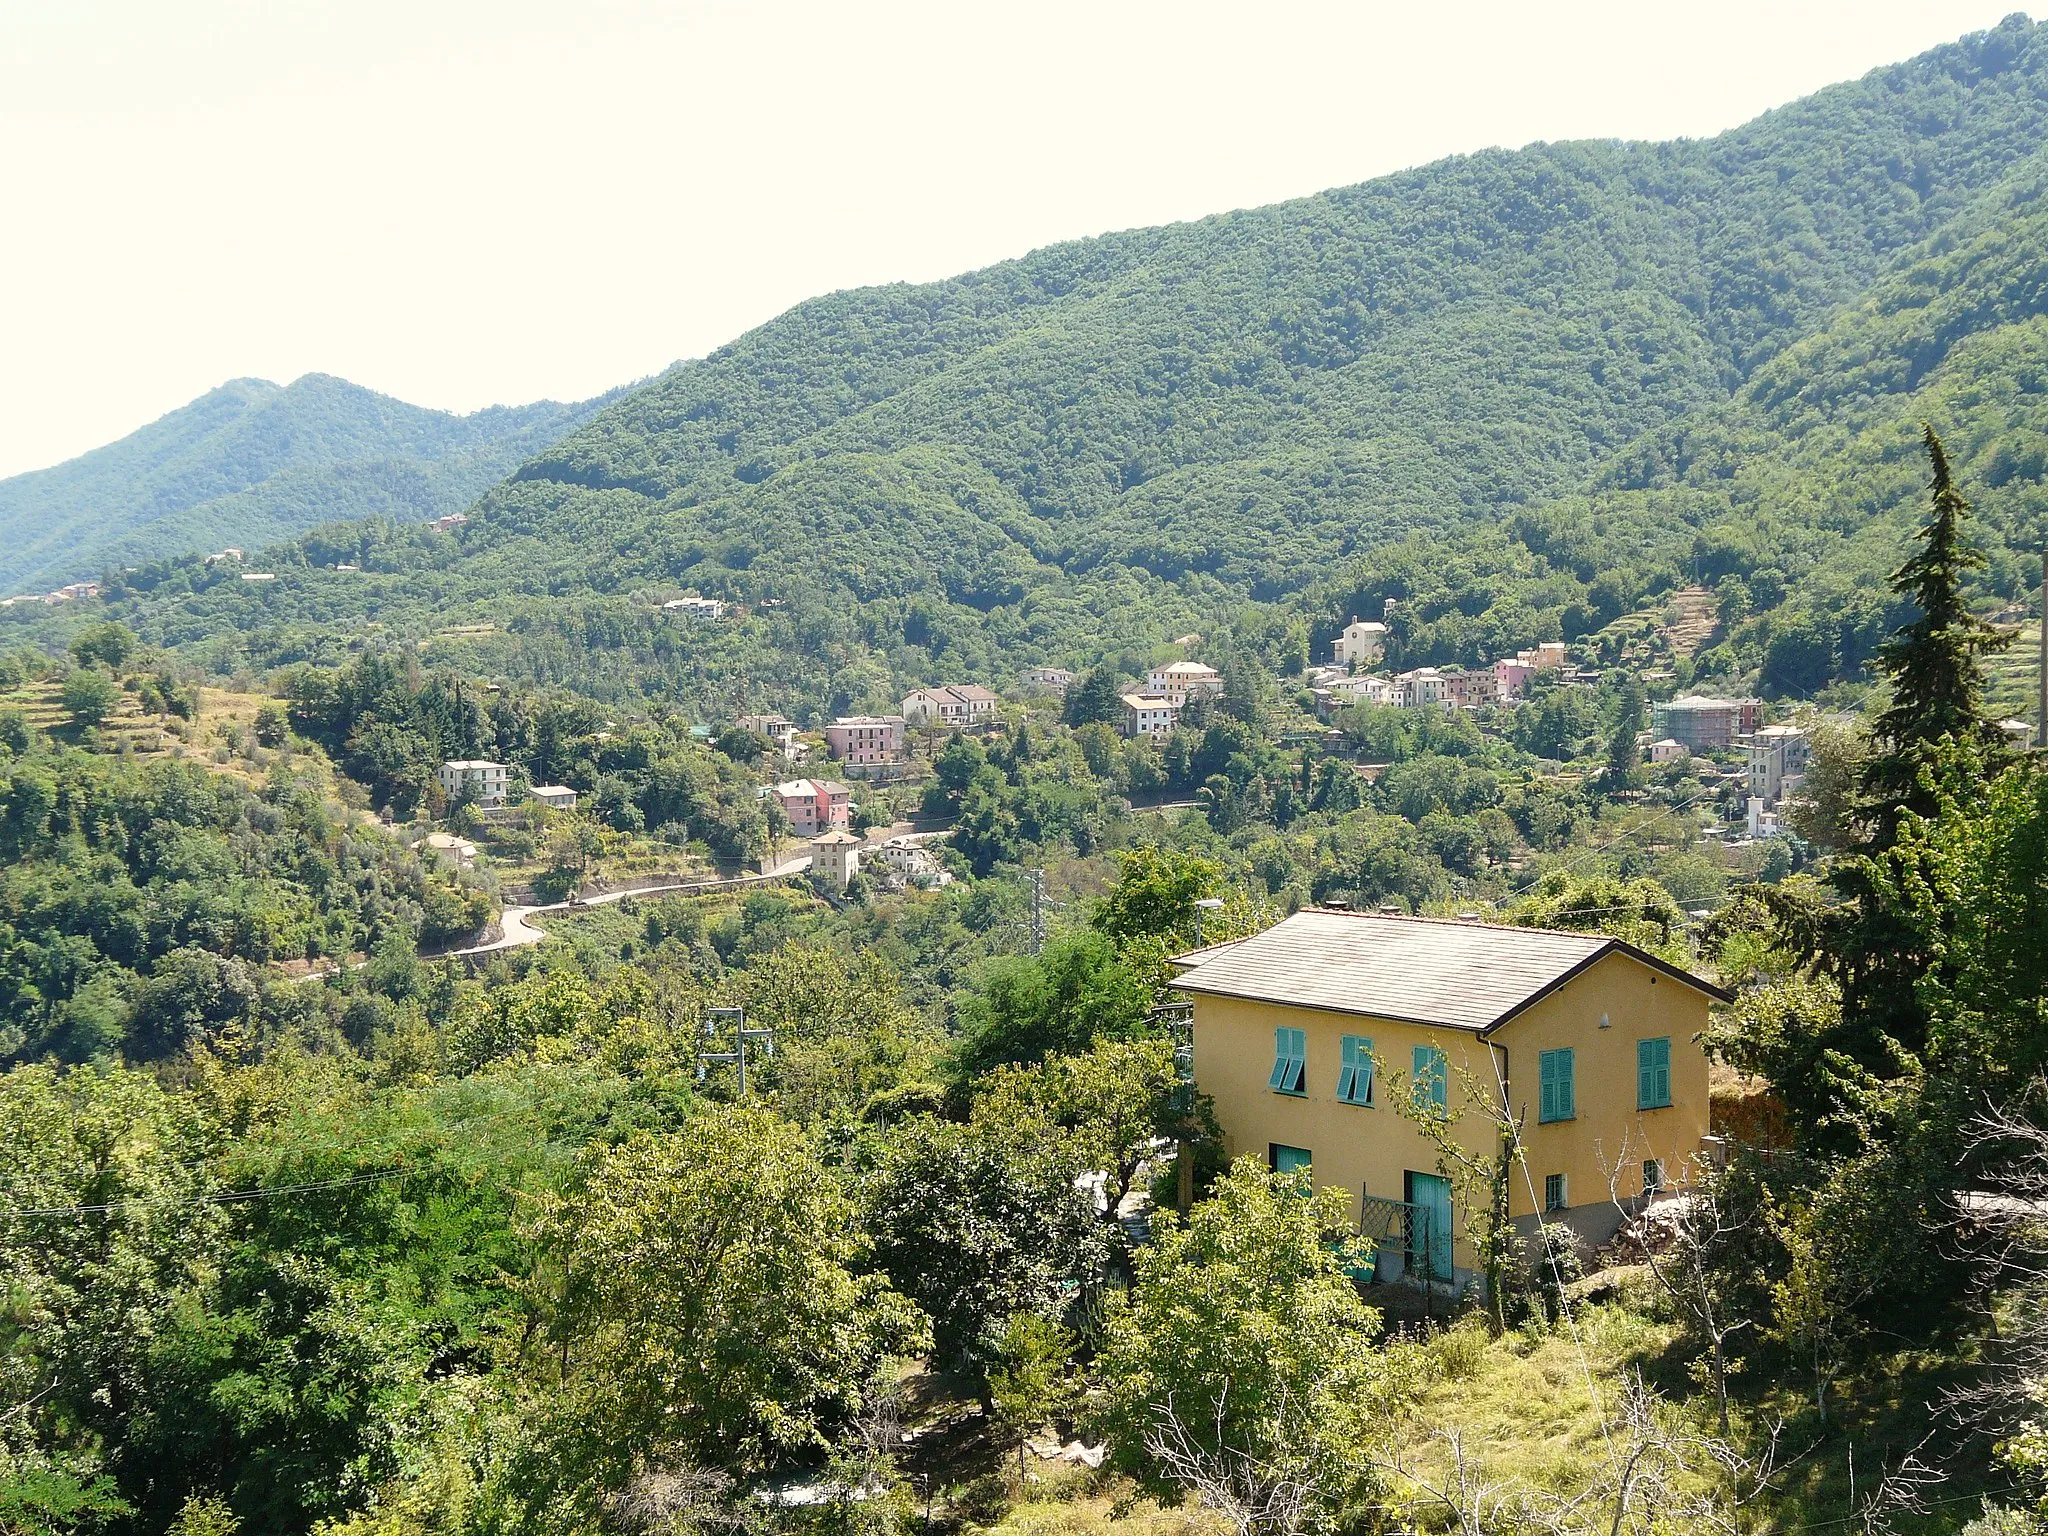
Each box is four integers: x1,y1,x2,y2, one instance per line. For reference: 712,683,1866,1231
1146,661,1224,700
900,685,1000,728
769,778,852,837
1174,910,1725,1286
809,829,862,891
1021,667,1075,693
823,715,907,764
1746,724,1810,805
439,759,510,808
1333,619,1388,668
1118,693,1179,740
528,784,579,811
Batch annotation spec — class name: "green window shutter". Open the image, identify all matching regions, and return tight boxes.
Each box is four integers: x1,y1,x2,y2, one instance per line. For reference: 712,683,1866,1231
1338,1036,1375,1104
1272,1144,1312,1174
1638,1038,1671,1109
1540,1048,1574,1122
1414,1045,1447,1111
1271,1028,1307,1094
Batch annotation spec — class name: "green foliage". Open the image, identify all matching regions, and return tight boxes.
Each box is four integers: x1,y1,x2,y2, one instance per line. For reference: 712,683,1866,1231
0,374,614,594
57,669,117,728
1092,1158,1403,1531
953,930,1152,1077
522,1105,927,1507
857,1113,1103,1375
67,623,135,671
0,742,486,1063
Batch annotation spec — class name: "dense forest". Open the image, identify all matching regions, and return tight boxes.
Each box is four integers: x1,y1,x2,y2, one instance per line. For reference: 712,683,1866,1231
11,18,2044,724
0,375,620,596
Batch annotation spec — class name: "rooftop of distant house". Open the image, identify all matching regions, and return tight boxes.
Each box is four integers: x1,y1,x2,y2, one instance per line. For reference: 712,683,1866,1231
1171,908,1730,1032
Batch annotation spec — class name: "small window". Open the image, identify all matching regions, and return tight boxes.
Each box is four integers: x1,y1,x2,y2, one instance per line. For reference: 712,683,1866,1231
1413,1045,1448,1113
1269,1026,1307,1095
1538,1047,1575,1123
1271,1144,1312,1175
1638,1037,1672,1109
1337,1036,1375,1105
1643,1158,1665,1196
1545,1173,1568,1212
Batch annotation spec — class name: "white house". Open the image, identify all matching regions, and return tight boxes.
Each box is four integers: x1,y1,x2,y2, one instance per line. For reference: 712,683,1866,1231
440,760,510,808
1332,618,1388,668
422,832,478,869
1146,661,1223,700
1021,667,1075,693
529,784,579,811
901,685,1000,728
1396,668,1455,709
1647,738,1689,765
663,594,728,620
1119,693,1179,740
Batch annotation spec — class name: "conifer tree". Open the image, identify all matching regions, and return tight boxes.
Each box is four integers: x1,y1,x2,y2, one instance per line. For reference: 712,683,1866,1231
1774,428,2013,1146
1861,425,2010,834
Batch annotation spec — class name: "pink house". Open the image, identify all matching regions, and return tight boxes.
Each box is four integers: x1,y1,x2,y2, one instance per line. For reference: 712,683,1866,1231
1494,659,1537,700
769,778,852,837
823,715,907,765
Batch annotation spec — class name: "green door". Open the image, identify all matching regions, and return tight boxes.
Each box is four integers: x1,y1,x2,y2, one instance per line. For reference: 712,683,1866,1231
1405,1170,1452,1280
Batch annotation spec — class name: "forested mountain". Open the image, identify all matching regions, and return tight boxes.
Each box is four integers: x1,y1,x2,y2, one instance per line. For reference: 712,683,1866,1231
0,374,618,595
10,18,2048,719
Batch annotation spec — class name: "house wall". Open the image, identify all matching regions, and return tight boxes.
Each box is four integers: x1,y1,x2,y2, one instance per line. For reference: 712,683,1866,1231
1188,951,1711,1272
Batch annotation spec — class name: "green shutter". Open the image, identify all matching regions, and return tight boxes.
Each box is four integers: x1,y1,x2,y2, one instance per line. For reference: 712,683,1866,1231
1638,1037,1671,1109
1413,1045,1447,1111
1539,1048,1574,1122
1271,1027,1306,1094
1338,1036,1374,1104
1273,1144,1312,1174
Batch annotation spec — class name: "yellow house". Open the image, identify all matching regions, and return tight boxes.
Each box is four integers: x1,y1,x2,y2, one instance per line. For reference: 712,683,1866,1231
1173,909,1728,1287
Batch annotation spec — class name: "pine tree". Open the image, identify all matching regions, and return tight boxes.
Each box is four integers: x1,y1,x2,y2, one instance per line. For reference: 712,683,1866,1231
1861,425,2010,833
1774,429,2014,1147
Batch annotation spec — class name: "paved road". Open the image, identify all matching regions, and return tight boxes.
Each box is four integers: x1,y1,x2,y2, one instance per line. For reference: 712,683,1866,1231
448,863,811,958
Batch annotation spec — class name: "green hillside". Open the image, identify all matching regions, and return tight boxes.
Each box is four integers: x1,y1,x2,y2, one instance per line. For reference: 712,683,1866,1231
11,18,2048,720
0,374,620,595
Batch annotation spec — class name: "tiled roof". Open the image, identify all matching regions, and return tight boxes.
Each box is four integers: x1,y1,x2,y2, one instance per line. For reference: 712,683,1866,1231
1171,909,1728,1031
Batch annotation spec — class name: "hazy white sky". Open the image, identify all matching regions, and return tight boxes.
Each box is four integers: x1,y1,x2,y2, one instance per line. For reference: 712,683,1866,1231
0,0,2024,477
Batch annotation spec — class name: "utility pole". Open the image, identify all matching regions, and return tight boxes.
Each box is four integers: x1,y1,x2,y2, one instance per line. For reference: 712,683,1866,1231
1029,868,1045,955
2038,550,2046,743
696,1006,775,1096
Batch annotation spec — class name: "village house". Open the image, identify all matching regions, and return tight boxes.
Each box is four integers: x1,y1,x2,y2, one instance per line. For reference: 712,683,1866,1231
1745,723,1811,805
1443,668,1497,709
1653,695,1764,751
421,831,478,869
1173,909,1725,1286
663,594,728,620
738,713,800,759
900,685,1000,728
438,759,510,808
1021,667,1076,693
808,829,863,891
1146,660,1224,701
1646,738,1689,766
1396,667,1455,709
769,778,852,837
823,715,907,765
528,784,579,811
1119,692,1179,740
1332,618,1389,668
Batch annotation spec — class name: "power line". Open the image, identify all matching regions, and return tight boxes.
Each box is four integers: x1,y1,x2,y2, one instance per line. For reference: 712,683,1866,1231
1,1165,413,1221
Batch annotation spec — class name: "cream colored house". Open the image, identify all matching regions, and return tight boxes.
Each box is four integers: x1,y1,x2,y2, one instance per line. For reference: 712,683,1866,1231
1333,618,1388,667
809,829,862,891
1173,910,1726,1286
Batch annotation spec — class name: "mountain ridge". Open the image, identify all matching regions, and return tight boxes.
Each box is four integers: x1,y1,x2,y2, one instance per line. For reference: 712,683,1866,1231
0,372,622,594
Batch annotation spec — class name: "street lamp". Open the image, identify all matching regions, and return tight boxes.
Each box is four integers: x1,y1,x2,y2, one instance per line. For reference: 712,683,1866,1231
1193,896,1224,946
